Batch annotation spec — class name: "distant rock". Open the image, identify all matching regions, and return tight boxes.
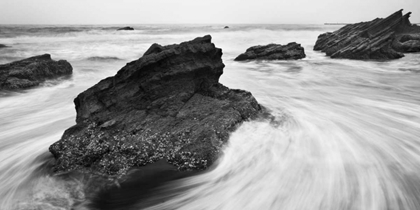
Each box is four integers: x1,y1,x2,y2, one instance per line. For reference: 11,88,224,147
0,54,73,90
314,9,420,60
49,35,262,177
0,44,7,48
224,26,229,29
234,42,306,61
117,26,134,31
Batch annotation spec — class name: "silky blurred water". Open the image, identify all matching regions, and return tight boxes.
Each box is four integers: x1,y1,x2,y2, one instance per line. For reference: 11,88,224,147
1,24,420,210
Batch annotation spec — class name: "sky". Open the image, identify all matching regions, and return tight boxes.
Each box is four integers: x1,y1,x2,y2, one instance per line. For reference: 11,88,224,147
0,0,419,24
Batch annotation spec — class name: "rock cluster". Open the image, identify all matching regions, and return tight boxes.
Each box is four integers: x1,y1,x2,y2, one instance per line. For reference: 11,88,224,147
234,42,306,61
314,9,420,59
0,54,73,90
49,35,262,177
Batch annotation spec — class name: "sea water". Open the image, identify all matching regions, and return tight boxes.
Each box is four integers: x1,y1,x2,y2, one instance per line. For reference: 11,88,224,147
1,24,420,210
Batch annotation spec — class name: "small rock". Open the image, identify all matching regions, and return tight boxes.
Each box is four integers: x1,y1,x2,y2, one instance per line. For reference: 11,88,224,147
235,42,306,61
117,26,134,31
0,54,73,90
393,34,420,52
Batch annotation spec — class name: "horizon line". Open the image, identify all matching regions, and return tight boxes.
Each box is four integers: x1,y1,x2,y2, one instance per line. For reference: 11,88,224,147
0,22,327,26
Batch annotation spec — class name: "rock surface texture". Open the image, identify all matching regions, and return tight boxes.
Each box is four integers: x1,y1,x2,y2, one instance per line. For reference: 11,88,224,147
392,34,420,52
49,35,262,177
314,9,420,59
0,54,73,90
234,42,306,61
117,26,134,31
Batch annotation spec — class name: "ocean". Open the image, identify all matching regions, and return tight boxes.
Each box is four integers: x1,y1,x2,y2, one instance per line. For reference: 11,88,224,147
1,24,420,210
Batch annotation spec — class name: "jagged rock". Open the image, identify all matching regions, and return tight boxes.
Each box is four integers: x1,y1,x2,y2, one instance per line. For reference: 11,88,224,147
314,9,420,59
117,26,134,31
0,44,7,48
49,35,262,177
0,54,73,90
235,42,306,61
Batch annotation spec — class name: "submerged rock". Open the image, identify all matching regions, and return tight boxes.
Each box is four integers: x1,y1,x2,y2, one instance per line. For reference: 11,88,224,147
49,35,262,177
0,54,73,90
234,42,306,61
314,9,420,60
0,44,7,48
224,26,229,29
117,26,134,31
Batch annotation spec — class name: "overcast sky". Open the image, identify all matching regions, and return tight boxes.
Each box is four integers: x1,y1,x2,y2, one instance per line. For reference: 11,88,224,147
0,0,419,24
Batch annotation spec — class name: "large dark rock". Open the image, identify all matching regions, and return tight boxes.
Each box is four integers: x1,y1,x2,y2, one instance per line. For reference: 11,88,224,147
117,26,134,31
49,35,262,177
234,42,306,61
0,44,7,48
0,54,73,90
314,9,420,60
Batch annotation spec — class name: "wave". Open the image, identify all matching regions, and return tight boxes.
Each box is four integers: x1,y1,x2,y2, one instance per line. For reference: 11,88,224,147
399,68,420,73
86,56,123,62
0,26,118,38
0,24,333,39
